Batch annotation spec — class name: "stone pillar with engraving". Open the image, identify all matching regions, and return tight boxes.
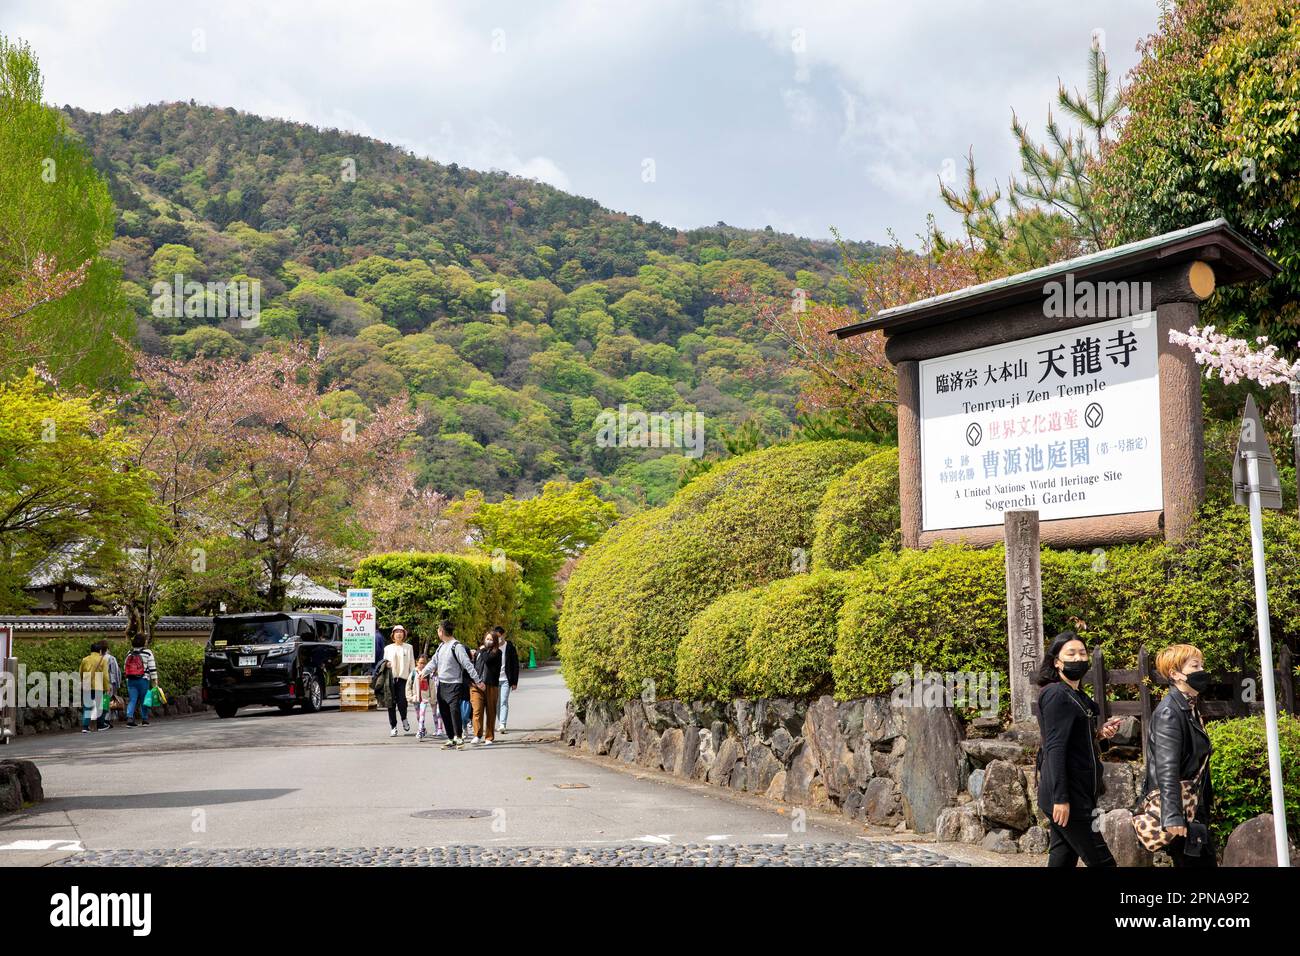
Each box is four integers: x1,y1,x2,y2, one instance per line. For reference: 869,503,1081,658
1004,510,1044,723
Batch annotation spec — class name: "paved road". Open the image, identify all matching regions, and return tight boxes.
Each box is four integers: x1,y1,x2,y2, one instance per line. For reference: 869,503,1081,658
0,664,979,866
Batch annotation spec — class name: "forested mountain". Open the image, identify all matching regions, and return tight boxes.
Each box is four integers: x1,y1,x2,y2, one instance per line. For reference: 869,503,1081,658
65,102,882,506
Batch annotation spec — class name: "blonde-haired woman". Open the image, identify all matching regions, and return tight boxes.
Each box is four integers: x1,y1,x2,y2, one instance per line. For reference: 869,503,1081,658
383,625,416,738
1142,644,1215,866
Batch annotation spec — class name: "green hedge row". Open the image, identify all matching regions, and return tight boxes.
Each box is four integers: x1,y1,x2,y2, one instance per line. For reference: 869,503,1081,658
1206,715,1300,844
559,440,878,699
14,638,205,694
666,506,1300,704
353,551,524,655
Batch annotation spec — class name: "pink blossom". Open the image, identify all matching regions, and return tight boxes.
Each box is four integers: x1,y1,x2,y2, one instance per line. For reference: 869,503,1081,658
1168,326,1300,389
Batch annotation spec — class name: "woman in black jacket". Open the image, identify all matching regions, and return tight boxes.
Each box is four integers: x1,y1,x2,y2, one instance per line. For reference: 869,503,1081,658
1036,631,1122,867
1142,644,1215,867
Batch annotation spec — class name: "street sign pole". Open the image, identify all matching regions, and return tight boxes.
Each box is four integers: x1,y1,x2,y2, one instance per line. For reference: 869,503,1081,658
1244,454,1290,867
0,625,13,744
1234,394,1290,867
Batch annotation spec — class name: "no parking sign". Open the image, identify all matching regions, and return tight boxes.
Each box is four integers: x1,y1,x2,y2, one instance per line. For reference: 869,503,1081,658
342,606,376,664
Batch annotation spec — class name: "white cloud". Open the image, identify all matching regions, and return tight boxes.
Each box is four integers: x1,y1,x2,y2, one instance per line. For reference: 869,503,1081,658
5,0,1162,243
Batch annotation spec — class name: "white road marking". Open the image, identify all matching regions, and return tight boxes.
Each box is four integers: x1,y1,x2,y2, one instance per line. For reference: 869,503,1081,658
0,839,83,851
636,834,672,844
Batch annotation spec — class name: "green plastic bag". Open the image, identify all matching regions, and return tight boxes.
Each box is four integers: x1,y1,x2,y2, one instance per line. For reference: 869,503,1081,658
145,686,168,708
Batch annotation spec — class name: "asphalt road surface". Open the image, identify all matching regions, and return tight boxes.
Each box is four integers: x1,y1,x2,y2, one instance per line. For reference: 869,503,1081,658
0,663,992,866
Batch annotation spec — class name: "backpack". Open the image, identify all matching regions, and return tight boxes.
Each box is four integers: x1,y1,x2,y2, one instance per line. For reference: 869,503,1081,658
441,640,470,682
124,650,146,678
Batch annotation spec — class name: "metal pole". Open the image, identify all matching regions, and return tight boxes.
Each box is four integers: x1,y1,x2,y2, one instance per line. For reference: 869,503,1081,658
1291,381,1300,523
1246,454,1291,866
0,657,16,743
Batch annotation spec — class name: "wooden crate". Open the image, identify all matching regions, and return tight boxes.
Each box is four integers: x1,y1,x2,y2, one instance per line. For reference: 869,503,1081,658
338,675,376,712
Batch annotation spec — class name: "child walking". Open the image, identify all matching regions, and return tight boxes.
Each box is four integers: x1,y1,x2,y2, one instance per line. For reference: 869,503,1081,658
408,655,442,739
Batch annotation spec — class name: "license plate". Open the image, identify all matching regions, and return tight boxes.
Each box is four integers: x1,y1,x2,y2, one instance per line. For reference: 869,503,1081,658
239,656,257,667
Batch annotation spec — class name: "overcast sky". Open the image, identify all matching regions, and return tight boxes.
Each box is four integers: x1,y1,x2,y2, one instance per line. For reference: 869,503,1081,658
8,1,1162,245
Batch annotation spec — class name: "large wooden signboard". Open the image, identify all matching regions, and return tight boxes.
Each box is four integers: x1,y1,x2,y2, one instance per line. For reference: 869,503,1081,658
833,221,1280,549
919,314,1162,532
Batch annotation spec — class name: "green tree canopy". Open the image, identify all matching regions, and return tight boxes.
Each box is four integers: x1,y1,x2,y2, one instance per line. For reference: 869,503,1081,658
0,35,133,387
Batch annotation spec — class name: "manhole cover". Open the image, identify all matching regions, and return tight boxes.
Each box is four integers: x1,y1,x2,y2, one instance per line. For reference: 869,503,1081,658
554,783,590,790
411,808,493,820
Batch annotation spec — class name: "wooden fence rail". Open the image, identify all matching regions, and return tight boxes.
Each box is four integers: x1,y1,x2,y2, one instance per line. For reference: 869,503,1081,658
1068,645,1297,766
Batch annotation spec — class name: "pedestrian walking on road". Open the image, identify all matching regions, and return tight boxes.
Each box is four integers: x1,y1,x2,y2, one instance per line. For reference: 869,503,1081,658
1035,631,1121,867
419,620,482,750
122,635,158,727
97,642,122,729
1137,644,1216,868
384,625,415,737
495,626,519,735
78,642,110,733
460,644,474,731
470,630,502,744
409,654,440,739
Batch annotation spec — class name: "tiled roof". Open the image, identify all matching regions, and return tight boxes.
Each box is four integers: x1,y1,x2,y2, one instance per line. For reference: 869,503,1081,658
0,615,213,633
285,575,346,607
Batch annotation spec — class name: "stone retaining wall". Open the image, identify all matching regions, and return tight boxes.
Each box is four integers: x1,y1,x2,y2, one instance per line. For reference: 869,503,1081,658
562,694,1154,859
10,687,209,737
563,695,970,834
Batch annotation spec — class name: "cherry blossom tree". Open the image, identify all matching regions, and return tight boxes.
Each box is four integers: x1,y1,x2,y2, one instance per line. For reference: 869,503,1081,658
1169,324,1300,516
102,344,423,622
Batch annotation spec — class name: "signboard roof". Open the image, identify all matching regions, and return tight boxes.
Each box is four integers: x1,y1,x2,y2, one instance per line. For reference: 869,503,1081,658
832,219,1278,340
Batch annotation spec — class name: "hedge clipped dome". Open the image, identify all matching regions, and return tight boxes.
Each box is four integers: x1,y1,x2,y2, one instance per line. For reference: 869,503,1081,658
560,439,875,699
832,544,1009,700
675,569,854,701
811,447,900,570
740,569,853,698
674,586,761,701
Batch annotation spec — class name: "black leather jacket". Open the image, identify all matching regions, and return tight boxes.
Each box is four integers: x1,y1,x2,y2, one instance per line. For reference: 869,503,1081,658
1141,685,1213,828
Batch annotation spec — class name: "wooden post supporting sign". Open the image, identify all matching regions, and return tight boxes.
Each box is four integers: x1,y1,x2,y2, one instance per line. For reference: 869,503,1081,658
1004,510,1044,723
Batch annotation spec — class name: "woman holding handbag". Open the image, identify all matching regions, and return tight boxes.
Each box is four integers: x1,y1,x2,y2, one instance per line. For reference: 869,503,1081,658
1132,644,1216,867
382,624,415,737
1035,631,1123,867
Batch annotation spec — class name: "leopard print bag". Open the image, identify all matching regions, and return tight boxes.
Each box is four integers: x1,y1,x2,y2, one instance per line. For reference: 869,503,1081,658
1131,756,1209,852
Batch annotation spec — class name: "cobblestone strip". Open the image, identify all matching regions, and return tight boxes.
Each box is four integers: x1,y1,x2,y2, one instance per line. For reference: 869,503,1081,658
57,842,968,867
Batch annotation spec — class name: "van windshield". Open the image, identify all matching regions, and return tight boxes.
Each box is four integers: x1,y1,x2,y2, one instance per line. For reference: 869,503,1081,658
210,616,293,646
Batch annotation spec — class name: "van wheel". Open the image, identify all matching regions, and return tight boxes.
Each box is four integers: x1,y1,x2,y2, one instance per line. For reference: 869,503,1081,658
301,671,323,713
215,703,238,719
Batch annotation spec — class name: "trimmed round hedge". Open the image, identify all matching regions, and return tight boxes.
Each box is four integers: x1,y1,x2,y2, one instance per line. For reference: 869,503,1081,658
832,544,1009,699
832,507,1300,703
674,569,853,701
673,587,760,701
740,570,853,698
811,447,900,570
559,439,876,699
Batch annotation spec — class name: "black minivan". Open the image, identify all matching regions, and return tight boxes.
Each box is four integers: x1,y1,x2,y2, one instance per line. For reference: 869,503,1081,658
202,612,343,718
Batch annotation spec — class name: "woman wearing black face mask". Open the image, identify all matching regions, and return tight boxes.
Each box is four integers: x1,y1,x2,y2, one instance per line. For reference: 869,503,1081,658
1035,631,1122,866
1141,644,1216,867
